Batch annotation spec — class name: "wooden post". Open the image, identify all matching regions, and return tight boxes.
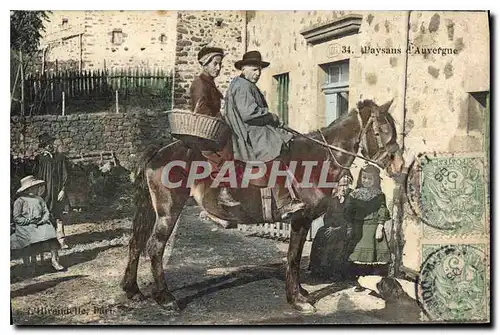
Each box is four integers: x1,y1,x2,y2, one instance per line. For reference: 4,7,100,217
11,65,20,105
79,33,83,72
115,90,119,113
62,91,65,116
19,49,25,116
41,47,46,73
389,11,411,279
388,172,406,278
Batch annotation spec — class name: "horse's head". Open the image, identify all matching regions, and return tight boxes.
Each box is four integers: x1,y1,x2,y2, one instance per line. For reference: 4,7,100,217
356,99,404,176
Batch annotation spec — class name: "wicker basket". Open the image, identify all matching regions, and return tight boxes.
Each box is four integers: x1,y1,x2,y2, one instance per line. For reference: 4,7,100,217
167,111,232,151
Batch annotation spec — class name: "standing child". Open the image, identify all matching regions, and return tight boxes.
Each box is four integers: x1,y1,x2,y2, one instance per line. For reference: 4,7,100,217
11,175,66,272
345,165,391,290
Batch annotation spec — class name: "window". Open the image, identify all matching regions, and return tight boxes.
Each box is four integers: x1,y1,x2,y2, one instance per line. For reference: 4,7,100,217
321,60,349,125
112,29,123,45
160,33,168,44
325,61,349,85
61,18,68,28
274,73,290,125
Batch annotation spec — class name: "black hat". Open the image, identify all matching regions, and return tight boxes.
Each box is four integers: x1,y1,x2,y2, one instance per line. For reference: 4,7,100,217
234,50,270,70
38,132,56,148
197,47,224,65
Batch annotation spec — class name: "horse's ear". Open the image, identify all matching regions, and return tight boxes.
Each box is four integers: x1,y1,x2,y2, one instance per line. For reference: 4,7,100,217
379,99,394,114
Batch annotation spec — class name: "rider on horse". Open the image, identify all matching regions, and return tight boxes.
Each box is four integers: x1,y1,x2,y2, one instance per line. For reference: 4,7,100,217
223,50,306,219
189,46,240,207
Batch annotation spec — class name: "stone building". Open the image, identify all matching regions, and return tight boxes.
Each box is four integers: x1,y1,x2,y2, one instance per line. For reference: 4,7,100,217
40,10,247,110
41,10,178,70
246,10,489,271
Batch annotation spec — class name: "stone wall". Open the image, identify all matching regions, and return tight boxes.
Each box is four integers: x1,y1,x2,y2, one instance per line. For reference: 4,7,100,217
246,10,357,132
403,11,489,154
41,10,178,70
173,10,246,109
10,111,173,170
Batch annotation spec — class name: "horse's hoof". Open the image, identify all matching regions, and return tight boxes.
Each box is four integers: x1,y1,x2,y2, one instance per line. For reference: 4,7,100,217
129,291,147,301
153,289,180,312
123,287,146,301
292,301,316,314
121,281,146,301
299,286,310,297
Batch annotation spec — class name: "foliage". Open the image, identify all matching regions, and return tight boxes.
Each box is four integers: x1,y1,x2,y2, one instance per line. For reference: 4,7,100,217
10,10,50,53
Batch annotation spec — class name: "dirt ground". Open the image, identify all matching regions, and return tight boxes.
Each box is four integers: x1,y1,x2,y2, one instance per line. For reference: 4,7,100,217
10,205,421,325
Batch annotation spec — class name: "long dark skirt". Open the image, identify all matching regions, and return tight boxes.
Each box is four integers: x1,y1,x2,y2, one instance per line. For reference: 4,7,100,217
308,226,349,279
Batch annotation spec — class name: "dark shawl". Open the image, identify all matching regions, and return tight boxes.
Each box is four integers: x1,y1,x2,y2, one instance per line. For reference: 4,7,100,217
34,152,69,213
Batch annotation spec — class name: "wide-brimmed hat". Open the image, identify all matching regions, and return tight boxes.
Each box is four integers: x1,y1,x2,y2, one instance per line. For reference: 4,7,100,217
17,175,45,194
198,47,225,66
38,132,56,148
234,50,270,70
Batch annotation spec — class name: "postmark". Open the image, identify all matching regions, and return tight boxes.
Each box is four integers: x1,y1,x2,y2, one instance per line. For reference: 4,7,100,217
417,244,489,322
405,153,487,235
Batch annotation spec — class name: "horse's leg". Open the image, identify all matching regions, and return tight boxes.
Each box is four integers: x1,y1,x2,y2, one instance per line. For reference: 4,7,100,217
286,216,315,313
148,187,189,310
121,167,157,301
121,229,147,300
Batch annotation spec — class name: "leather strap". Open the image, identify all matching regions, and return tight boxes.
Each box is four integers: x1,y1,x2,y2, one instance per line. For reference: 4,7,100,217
260,187,273,223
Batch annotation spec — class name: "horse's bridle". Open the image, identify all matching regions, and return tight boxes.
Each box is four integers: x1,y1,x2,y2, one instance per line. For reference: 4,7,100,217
356,108,400,168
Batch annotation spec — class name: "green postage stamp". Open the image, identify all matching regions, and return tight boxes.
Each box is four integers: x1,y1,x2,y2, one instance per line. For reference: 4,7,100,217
419,154,488,236
418,244,489,322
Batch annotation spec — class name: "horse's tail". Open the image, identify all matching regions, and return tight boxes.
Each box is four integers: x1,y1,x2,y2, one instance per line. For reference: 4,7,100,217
131,145,159,254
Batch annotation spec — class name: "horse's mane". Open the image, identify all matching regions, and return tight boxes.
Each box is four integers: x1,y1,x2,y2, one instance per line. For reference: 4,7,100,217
304,108,359,139
356,99,378,111
302,99,394,140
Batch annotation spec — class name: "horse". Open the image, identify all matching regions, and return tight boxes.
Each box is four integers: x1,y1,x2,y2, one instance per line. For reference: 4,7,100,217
121,99,404,313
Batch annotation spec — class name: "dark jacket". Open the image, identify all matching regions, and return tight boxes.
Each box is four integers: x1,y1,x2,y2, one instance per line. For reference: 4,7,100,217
189,73,223,117
223,76,292,162
34,151,69,218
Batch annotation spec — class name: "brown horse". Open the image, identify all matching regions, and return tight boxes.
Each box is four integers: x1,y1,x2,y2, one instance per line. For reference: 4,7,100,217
121,99,404,313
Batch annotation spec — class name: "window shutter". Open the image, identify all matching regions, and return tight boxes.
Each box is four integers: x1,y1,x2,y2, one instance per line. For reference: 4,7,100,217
274,73,289,125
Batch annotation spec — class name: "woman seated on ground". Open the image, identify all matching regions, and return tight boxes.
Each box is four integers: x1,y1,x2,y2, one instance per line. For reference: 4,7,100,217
308,173,353,280
344,165,391,291
11,175,66,272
